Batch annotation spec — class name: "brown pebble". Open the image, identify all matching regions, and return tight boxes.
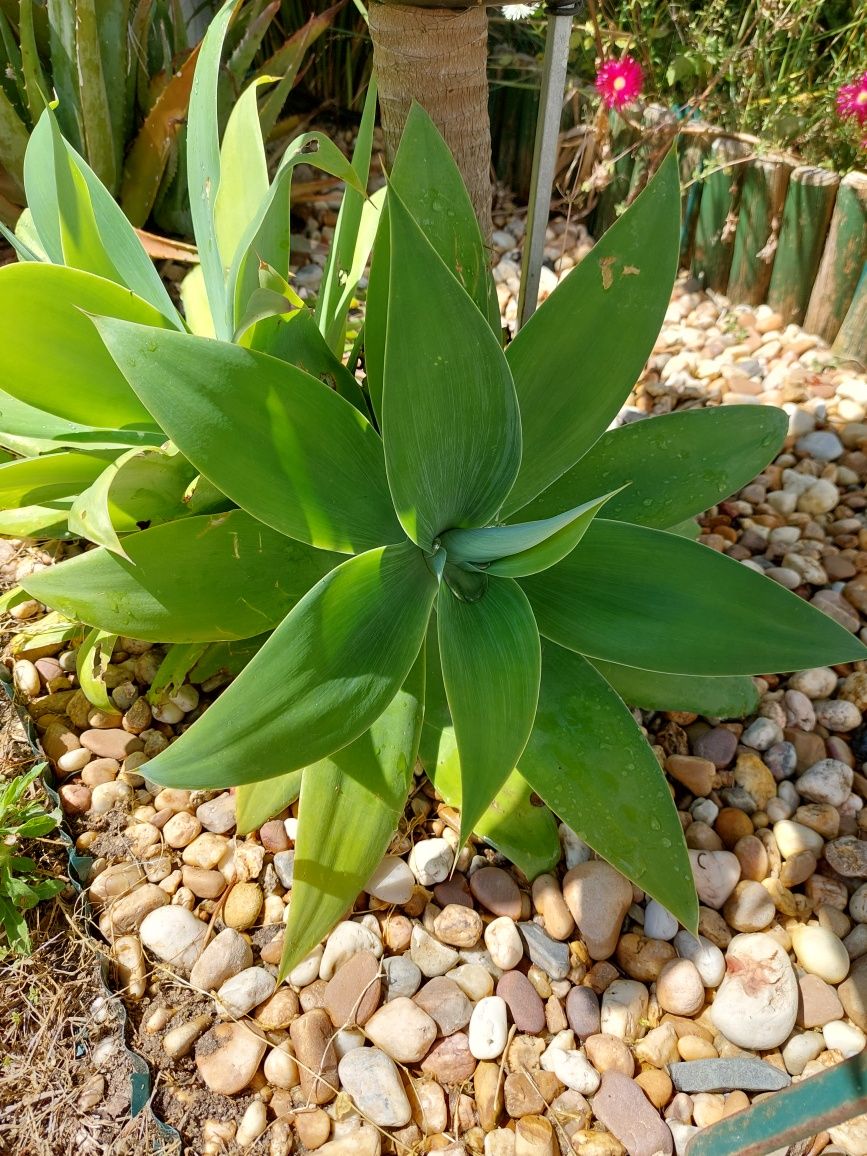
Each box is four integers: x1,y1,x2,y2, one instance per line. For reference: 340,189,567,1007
323,951,381,1028
289,1009,338,1104
505,1070,564,1118
497,971,546,1034
433,877,474,908
584,1033,634,1076
635,1067,673,1109
254,988,300,1030
294,1108,331,1149
665,755,715,796
715,807,754,849
259,819,290,852
470,867,522,919
433,903,484,948
79,728,143,760
733,835,769,882
615,934,676,982
181,866,226,899
420,1032,477,1083
299,979,329,1012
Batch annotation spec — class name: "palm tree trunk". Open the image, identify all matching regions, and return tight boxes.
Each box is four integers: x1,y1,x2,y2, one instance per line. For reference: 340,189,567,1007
369,2,493,243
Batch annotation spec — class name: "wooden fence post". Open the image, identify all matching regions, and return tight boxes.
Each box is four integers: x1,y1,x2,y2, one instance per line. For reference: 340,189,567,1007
691,137,751,293
767,166,840,325
803,171,867,343
833,263,867,367
726,157,792,305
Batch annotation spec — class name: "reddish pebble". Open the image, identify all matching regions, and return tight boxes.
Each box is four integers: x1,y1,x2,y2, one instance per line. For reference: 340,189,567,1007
59,782,91,814
80,728,144,760
420,1032,477,1083
497,971,546,1034
469,866,522,919
259,820,290,852
434,876,474,909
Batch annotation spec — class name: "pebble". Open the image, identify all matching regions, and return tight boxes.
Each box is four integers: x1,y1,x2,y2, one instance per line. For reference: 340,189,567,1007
414,976,473,1035
485,916,524,970
644,900,679,941
497,971,546,1033
825,836,867,877
565,986,601,1040
139,906,207,972
449,963,494,1001
773,819,825,858
592,1071,674,1156
823,1019,867,1058
106,883,168,934
410,924,460,977
559,824,592,868
546,1048,600,1095
408,838,454,886
782,1030,825,1075
365,997,437,1062
420,1032,477,1083
669,1058,792,1093
562,861,633,959
289,1009,339,1104
190,928,253,992
163,1014,211,1059
518,922,571,979
468,996,509,1059
196,792,236,834
434,904,483,948
797,973,845,1028
337,1047,412,1127
255,988,299,1030
312,1128,380,1156
531,875,575,940
665,754,716,796
797,759,854,807
216,966,276,1018
688,850,742,909
366,856,415,905
711,933,798,1049
223,882,263,931
673,932,726,987
195,1022,268,1095
382,955,422,1001
273,850,295,888
791,924,850,983
722,881,776,932
320,921,383,980
80,728,143,760
324,951,382,1027
470,866,523,919
600,980,649,1042
656,959,705,1016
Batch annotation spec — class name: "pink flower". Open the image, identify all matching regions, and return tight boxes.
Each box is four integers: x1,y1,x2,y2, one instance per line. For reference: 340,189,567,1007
595,56,643,110
836,71,867,126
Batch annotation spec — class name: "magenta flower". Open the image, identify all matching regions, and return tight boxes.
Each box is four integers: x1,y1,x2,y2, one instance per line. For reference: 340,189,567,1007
595,56,644,110
836,71,867,126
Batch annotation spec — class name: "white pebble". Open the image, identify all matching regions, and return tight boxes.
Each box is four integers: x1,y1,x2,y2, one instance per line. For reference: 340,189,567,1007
644,900,679,941
408,838,453,885
673,931,726,988
823,1020,866,1058
484,916,524,970
791,925,850,984
468,996,508,1059
365,856,415,905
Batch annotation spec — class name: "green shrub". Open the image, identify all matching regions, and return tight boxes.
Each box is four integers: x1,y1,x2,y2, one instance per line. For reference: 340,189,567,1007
1,0,864,980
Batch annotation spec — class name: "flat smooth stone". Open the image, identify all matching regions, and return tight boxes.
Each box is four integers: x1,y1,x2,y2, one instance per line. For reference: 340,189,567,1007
668,1059,792,1094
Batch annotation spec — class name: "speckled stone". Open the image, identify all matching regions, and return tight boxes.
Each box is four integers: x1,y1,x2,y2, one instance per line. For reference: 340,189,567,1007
669,1059,792,1094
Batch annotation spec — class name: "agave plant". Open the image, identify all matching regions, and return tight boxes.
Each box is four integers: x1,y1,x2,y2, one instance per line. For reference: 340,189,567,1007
1,0,864,981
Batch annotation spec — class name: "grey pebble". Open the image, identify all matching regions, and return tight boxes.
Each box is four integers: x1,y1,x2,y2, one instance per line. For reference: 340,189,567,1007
669,1059,792,1094
518,922,570,980
273,851,295,889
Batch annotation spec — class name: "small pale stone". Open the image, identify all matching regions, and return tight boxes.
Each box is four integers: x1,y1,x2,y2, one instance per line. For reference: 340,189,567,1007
656,959,705,1016
688,850,741,909
485,916,524,970
532,875,575,940
673,932,726,988
469,996,509,1059
711,934,798,1049
255,988,300,1030
408,838,454,886
790,924,850,983
600,980,649,1042
182,833,230,870
414,976,473,1035
162,811,201,848
797,973,844,1028
823,1019,867,1058
562,861,633,960
195,1022,267,1095
448,963,494,1002
797,760,854,807
584,1033,633,1077
365,997,437,1062
140,906,207,972
644,901,679,941
722,881,776,932
546,1049,600,1095
217,967,275,1018
273,849,295,888
223,882,263,931
163,1014,211,1059
337,1047,412,1127
190,928,253,992
382,955,422,1001
782,1031,824,1076
196,792,236,833
825,837,867,877
320,921,383,980
434,904,483,948
366,856,415,904
773,820,824,858
410,924,460,977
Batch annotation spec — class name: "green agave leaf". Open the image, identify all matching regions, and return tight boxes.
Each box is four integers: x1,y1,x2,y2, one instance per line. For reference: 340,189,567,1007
76,628,117,712
11,611,86,655
520,641,698,931
0,264,171,428
68,446,199,554
503,150,681,516
0,501,74,540
522,519,867,674
213,76,270,275
179,263,214,339
243,307,368,417
366,102,500,421
229,132,364,334
438,577,540,846
590,659,760,717
0,216,41,262
233,287,301,343
0,389,165,452
316,76,378,354
669,517,701,540
420,626,560,879
0,451,116,507
189,634,269,684
186,0,236,339
443,490,619,574
148,642,210,703
254,4,337,139
22,510,339,642
93,318,402,554
24,110,182,326
236,770,303,836
137,541,437,790
278,652,425,979
74,0,116,191
512,407,788,528
383,190,521,551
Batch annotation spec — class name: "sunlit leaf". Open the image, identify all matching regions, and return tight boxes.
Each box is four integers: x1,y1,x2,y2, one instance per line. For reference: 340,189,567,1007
591,659,760,717
76,628,117,712
236,770,303,836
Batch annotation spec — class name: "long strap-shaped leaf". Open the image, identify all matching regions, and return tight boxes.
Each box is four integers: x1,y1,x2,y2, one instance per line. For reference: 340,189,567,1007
511,406,788,529
22,510,339,642
503,151,681,516
136,541,437,790
366,102,500,423
438,577,540,846
442,490,619,576
23,109,183,326
277,652,425,980
236,770,304,837
383,189,521,551
76,627,117,712
0,264,170,428
0,390,164,454
0,450,116,507
213,75,271,274
520,641,698,931
187,0,237,340
419,629,560,880
522,519,867,674
93,318,403,554
590,659,760,718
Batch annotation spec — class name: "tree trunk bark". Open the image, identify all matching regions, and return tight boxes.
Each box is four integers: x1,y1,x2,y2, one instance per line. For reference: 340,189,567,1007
369,2,493,243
